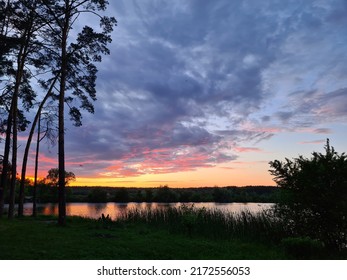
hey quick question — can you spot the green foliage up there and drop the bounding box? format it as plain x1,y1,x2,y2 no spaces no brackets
30,185,279,203
118,204,286,243
213,187,231,202
0,155,11,180
0,217,288,259
153,185,178,202
113,188,129,202
269,139,347,250
280,237,324,259
88,188,108,203
144,189,153,202
36,184,58,203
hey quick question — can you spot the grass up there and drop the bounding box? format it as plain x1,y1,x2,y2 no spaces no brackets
0,215,286,260
0,206,345,259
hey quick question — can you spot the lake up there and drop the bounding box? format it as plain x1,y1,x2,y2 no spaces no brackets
17,202,275,220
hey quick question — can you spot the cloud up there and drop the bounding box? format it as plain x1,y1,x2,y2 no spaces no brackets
234,147,263,153
313,128,332,134
276,111,295,122
299,140,326,145
21,0,347,181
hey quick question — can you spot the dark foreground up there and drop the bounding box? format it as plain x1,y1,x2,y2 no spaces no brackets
0,215,345,260
0,216,286,259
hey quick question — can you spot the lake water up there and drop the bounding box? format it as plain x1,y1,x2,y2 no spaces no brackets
18,202,274,220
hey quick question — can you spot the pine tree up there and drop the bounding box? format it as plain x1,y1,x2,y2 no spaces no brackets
39,0,116,225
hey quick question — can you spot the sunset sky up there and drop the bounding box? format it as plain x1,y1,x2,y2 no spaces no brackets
13,0,347,187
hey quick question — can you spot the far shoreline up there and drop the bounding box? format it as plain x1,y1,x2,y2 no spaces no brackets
20,185,280,204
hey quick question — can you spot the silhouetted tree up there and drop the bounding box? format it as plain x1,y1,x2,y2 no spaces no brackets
30,107,57,217
0,0,41,218
145,189,153,202
46,168,76,187
88,188,107,203
113,188,130,203
269,139,347,250
212,187,230,202
18,79,59,217
154,185,178,202
0,155,11,182
39,0,116,225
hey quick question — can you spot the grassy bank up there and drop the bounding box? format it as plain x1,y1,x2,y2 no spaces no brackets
0,207,345,260
0,215,286,260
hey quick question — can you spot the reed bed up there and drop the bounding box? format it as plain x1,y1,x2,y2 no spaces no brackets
117,204,286,243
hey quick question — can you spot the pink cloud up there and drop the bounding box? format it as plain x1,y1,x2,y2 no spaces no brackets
234,146,262,153
99,146,233,178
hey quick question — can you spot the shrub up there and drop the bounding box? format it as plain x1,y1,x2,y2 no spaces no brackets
269,139,347,250
281,237,324,259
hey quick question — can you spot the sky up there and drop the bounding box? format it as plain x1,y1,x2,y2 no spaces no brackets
17,0,347,187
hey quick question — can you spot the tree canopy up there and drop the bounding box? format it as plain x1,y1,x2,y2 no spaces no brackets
269,139,347,250
46,168,76,187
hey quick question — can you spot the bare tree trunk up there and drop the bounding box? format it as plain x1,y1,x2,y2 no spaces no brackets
32,112,41,217
58,78,66,225
18,75,58,217
0,0,12,218
57,6,70,226
0,101,13,218
7,91,17,219
7,28,29,218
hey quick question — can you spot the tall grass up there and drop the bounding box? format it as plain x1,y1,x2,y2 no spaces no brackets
117,204,286,243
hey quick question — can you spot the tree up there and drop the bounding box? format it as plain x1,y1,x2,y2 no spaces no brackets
88,188,107,203
0,0,41,218
45,168,76,187
31,107,57,217
0,156,11,182
113,188,130,203
39,0,116,226
154,185,178,203
18,77,59,217
269,139,347,250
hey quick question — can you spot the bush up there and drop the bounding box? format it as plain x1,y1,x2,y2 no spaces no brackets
269,139,347,250
281,237,324,259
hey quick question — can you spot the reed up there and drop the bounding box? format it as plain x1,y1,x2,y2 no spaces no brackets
117,204,286,243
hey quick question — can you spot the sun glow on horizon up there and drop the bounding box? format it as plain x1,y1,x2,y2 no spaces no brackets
68,161,275,188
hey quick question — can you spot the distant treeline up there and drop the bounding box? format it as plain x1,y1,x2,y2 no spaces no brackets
22,185,279,204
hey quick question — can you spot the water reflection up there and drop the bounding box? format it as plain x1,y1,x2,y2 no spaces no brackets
18,202,274,220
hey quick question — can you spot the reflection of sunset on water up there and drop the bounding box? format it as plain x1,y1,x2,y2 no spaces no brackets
28,202,274,220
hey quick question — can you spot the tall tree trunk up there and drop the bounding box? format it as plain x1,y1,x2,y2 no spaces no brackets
57,5,70,226
18,75,58,217
0,100,13,218
7,27,29,218
2,41,25,219
58,76,66,225
0,0,14,216
32,111,41,217
7,95,17,219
